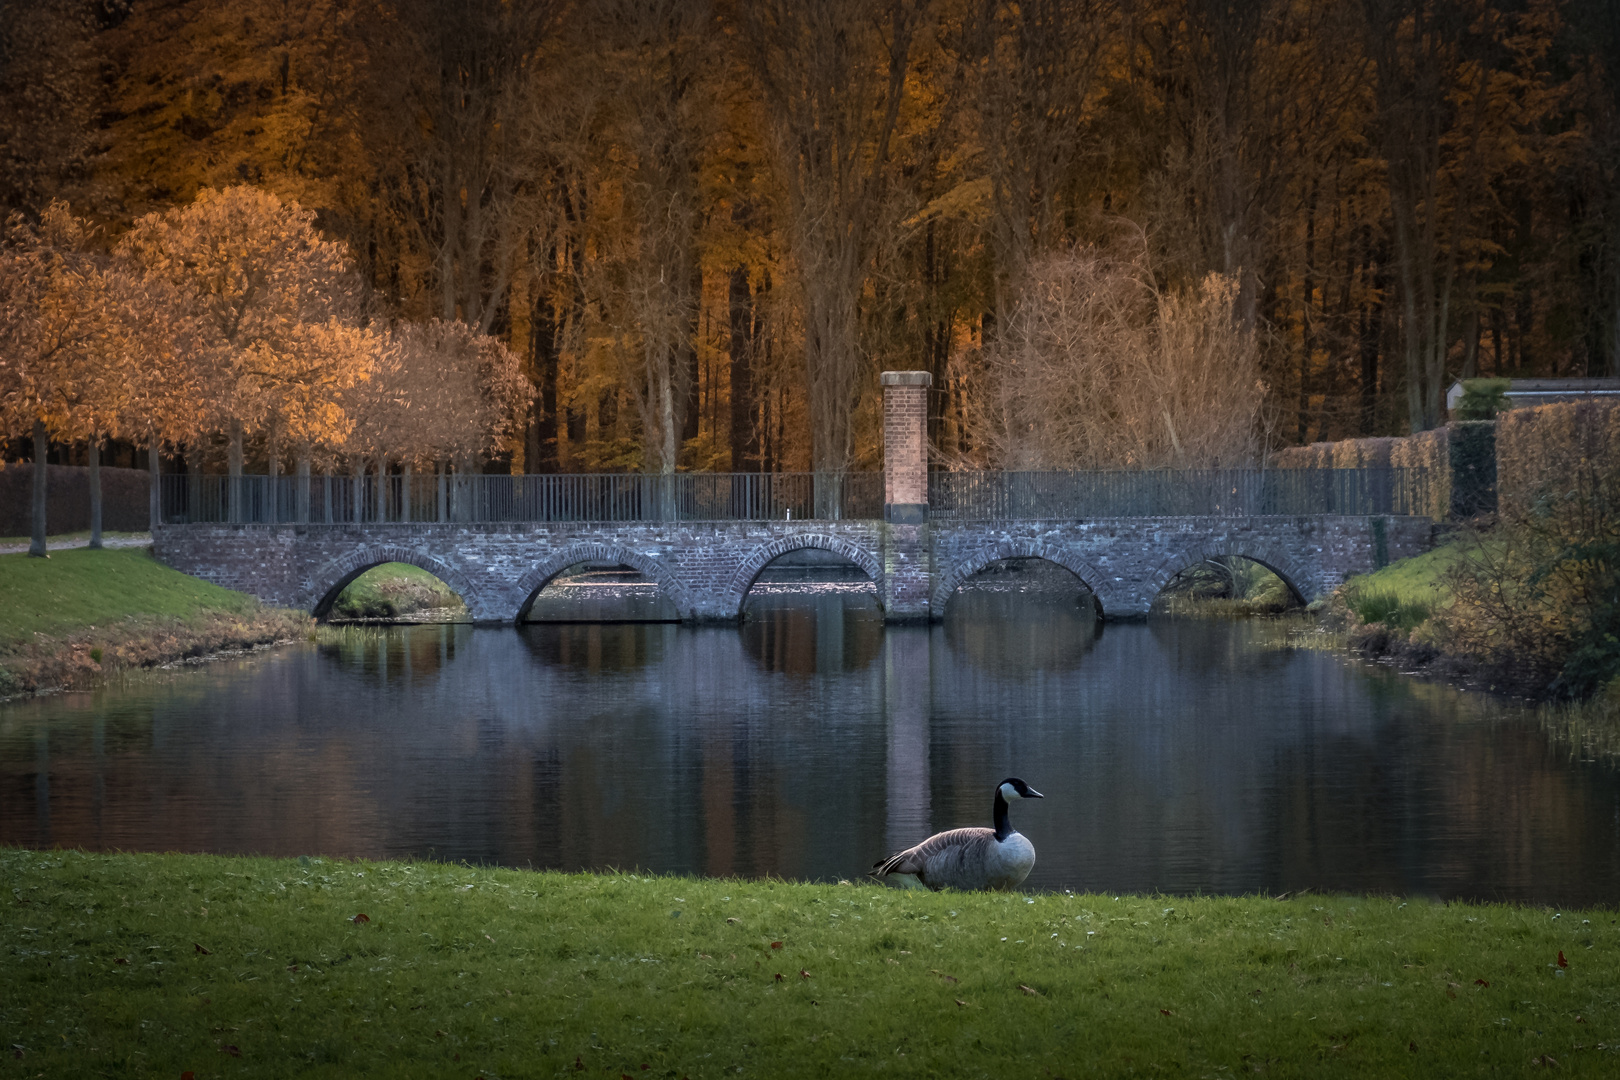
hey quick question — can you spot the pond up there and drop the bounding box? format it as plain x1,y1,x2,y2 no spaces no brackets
3,579,1618,905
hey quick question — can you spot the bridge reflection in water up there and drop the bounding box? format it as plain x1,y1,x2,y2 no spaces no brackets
5,581,1616,904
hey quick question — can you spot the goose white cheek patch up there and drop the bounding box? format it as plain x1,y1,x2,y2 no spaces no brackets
1000,782,1019,800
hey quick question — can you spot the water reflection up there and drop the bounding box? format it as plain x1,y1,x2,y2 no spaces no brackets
3,601,1618,904
524,563,679,622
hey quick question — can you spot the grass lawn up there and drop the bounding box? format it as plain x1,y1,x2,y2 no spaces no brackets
0,547,259,649
330,562,466,620
2,850,1616,1078
0,548,306,697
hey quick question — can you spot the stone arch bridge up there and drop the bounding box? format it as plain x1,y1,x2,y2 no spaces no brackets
150,372,1433,623
151,513,1432,624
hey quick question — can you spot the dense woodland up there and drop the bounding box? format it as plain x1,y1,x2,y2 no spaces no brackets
3,0,1620,481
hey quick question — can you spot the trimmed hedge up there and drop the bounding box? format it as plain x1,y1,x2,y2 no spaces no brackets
1496,400,1620,519
0,464,151,537
1272,427,1471,520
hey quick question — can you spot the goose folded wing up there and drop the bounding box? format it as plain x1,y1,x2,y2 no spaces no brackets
872,828,995,877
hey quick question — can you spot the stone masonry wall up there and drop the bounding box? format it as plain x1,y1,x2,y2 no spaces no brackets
154,512,1430,624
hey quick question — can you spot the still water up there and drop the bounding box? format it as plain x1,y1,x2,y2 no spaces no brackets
4,584,1619,905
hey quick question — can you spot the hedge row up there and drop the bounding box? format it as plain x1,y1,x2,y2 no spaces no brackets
1271,423,1496,520
0,464,151,538
1495,400,1620,518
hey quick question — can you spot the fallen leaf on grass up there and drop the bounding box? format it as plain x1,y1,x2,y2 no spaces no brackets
771,941,783,949
434,1030,447,1038
1531,1054,1559,1068
800,969,811,979
1159,1009,1173,1016
1557,951,1568,969
725,917,739,925
181,1072,193,1079
1409,1041,1418,1053
574,1056,585,1070
352,913,370,924
112,958,127,965
1018,984,1042,997
1475,979,1490,987
221,1044,241,1057
931,970,958,983
955,999,968,1007
774,973,784,982
193,943,211,955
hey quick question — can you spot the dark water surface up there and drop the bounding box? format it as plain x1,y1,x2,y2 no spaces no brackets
4,587,1619,905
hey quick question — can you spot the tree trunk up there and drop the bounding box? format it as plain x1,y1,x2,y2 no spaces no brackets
87,434,103,549
351,455,364,523
728,266,758,471
375,453,388,522
29,419,47,557
228,418,244,523
148,432,162,529
296,445,312,530
266,422,279,523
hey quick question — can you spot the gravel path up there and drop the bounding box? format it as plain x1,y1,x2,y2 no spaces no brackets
0,533,153,555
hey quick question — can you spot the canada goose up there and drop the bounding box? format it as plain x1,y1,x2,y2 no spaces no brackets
871,777,1043,891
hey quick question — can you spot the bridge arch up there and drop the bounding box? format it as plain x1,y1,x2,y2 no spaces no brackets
512,542,694,623
303,544,484,620
932,539,1114,619
724,533,884,619
1146,543,1314,607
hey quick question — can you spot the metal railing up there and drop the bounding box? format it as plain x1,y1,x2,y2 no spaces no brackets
159,471,884,524
927,468,1434,520
157,467,1433,525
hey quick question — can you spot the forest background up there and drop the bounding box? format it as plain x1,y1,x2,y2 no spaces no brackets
3,0,1620,485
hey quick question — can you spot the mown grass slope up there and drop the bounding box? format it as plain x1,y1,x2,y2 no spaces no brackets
0,547,258,647
329,562,466,620
0,548,306,696
3,850,1616,1078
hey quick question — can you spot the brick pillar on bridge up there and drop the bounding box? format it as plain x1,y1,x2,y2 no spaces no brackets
879,371,933,621
881,370,931,524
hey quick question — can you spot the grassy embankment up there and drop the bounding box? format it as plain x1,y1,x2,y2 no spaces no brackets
0,547,308,698
328,562,466,621
3,851,1616,1079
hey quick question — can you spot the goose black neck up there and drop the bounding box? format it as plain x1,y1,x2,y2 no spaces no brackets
993,789,1012,841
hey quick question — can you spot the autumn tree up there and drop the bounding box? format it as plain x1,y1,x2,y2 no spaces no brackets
580,0,715,477
1360,0,1522,431
115,185,374,518
0,205,115,554
99,0,365,216
0,0,106,216
741,0,922,511
961,243,1265,470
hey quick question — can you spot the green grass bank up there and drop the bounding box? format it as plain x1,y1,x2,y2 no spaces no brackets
328,562,467,621
0,547,308,698
1336,536,1620,756
3,850,1616,1078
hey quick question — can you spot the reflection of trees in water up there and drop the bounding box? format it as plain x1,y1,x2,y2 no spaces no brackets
519,621,675,674
1155,556,1299,613
943,559,1101,674
524,563,679,623
741,593,884,676
317,623,471,687
1145,616,1300,677
739,552,882,676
